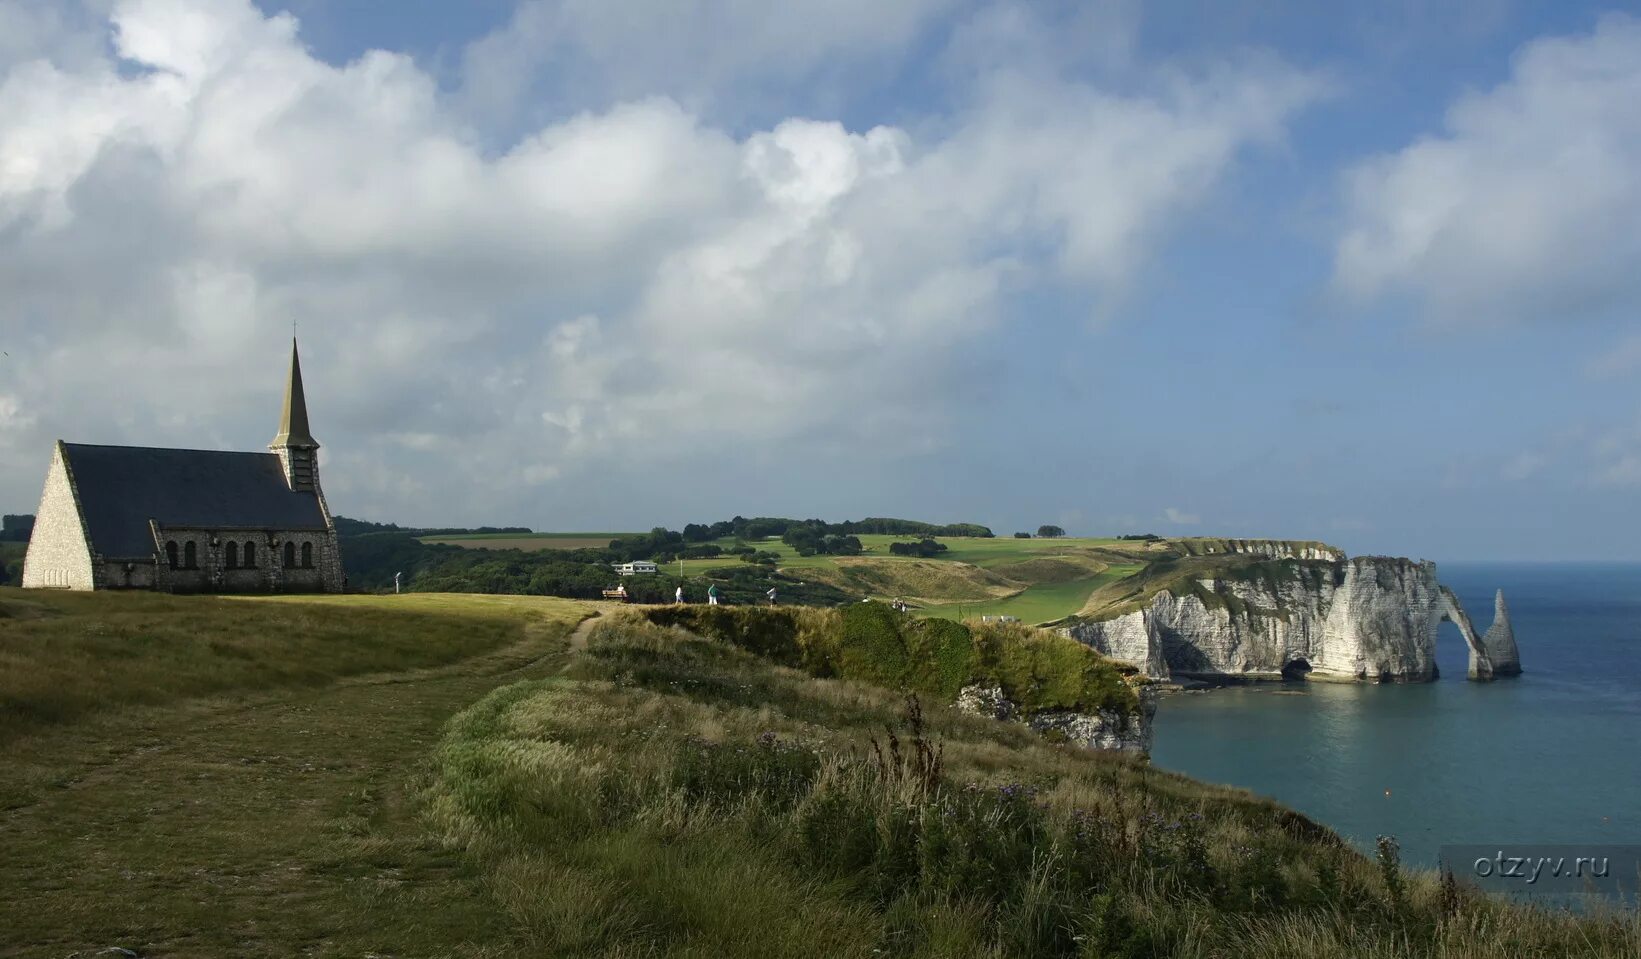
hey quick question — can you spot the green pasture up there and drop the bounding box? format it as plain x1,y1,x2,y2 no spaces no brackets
919,563,1146,625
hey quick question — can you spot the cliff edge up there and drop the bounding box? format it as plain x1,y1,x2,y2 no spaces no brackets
1060,552,1521,684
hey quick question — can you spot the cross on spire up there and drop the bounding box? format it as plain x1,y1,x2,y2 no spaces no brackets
270,337,319,449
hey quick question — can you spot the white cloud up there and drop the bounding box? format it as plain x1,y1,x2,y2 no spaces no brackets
1163,507,1200,525
1333,14,1641,324
1500,451,1545,482
457,0,959,130
0,0,1320,524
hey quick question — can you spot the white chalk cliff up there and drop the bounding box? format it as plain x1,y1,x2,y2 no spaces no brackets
1062,556,1521,683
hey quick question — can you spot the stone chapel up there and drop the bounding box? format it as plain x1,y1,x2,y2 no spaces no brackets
21,339,344,592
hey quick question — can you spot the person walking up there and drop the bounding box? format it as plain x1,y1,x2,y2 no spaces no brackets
766,586,778,606
707,584,720,605
675,584,685,604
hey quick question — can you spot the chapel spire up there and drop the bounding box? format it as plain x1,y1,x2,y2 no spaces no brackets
270,337,320,493
270,337,318,449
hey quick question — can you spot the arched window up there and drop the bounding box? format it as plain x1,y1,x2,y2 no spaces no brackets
184,541,197,569
301,542,314,568
165,541,179,569
283,542,296,569
225,542,238,569
243,542,256,568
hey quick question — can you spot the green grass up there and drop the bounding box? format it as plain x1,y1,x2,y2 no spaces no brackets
677,537,1164,624
0,589,575,745
0,590,593,957
638,603,1141,716
421,614,1638,958
2,591,1633,957
919,564,1146,625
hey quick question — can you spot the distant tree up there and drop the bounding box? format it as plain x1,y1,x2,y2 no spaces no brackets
682,523,713,542
1013,531,1032,539
888,538,948,558
1,514,35,542
1037,525,1066,539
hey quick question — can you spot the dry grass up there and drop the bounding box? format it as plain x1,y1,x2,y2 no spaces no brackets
0,588,582,744
0,591,592,957
422,616,1640,958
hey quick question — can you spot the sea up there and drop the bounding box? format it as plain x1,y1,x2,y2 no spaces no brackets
1149,562,1641,879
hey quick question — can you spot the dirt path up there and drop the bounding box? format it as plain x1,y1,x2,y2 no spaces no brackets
0,607,593,959
568,609,604,651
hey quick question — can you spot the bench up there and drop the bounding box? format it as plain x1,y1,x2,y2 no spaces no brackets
601,588,630,601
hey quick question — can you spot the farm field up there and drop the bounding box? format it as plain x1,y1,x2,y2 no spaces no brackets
918,563,1146,625
675,535,1162,624
420,531,636,550
398,531,1249,627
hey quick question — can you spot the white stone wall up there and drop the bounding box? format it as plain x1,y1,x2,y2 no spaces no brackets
21,443,95,590
152,527,343,593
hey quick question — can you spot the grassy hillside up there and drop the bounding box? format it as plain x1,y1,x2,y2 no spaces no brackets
432,609,1635,958
1,592,1632,957
343,516,1350,629
0,588,557,746
687,534,1169,624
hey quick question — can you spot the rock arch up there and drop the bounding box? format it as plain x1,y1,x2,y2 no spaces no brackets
1437,586,1493,680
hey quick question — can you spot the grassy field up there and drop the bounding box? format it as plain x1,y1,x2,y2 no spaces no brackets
0,589,596,957
919,563,1146,624
429,610,1636,958
0,589,562,746
408,532,1170,624
2,592,1633,957
420,532,636,550
672,536,1165,624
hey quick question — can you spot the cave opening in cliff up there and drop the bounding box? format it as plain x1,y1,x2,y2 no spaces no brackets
1281,658,1313,680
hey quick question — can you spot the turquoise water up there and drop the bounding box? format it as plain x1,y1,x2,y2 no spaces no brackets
1150,563,1641,869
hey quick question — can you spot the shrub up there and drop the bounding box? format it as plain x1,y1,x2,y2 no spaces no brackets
836,601,911,688
888,538,947,558
644,603,1138,720
901,617,977,702
970,622,1137,715
643,605,806,667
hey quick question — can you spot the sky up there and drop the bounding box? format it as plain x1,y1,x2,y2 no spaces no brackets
0,0,1638,561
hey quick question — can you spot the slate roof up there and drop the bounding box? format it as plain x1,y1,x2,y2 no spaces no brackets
60,443,329,559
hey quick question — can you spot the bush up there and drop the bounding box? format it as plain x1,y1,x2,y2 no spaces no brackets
1013,531,1032,539
641,603,1136,719
836,601,910,688
888,538,947,558
644,606,807,668
970,622,1137,715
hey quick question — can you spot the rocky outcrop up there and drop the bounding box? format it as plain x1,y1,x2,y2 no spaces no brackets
1062,556,1521,684
955,683,1155,753
1180,539,1346,562
1437,586,1492,679
1484,589,1522,676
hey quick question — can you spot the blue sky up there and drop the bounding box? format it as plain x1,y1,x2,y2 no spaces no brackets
0,0,1638,560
